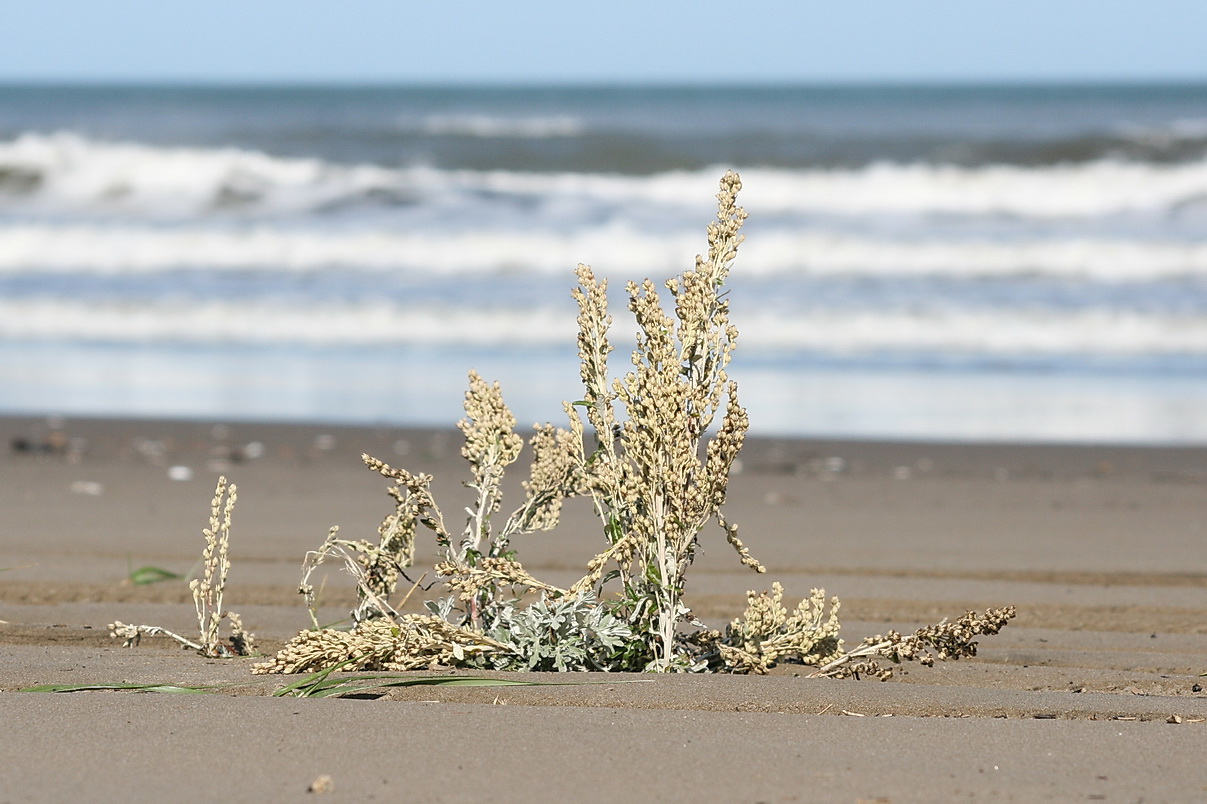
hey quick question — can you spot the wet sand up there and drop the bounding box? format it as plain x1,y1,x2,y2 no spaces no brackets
2,414,1205,801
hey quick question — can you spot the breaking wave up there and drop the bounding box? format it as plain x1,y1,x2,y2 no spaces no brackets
2,223,1206,283
5,297,1207,359
4,133,1207,221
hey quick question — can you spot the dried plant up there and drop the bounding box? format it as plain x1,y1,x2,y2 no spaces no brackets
252,614,512,675
258,172,1015,677
809,606,1018,681
191,476,235,655
686,583,843,674
299,518,416,628
109,476,253,657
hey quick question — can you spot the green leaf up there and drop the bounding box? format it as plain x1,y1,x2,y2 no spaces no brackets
19,682,217,694
281,673,543,699
271,659,357,698
299,676,538,699
274,667,651,699
127,566,184,585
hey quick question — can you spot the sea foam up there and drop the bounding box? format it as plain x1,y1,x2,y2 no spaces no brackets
5,133,1207,221
1,224,1205,283
5,297,1206,359
418,114,585,138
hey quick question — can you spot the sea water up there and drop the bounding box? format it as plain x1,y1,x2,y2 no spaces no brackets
2,84,1206,442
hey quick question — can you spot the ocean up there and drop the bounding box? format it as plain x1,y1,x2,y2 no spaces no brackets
2,83,1206,443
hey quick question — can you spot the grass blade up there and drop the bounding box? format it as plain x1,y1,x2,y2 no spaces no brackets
276,671,651,699
271,658,358,698
291,676,534,699
19,682,216,694
127,566,184,585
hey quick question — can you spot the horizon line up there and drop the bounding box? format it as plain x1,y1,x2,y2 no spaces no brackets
2,76,1207,90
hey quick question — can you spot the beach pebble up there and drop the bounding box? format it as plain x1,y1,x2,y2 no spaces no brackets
307,775,334,794
167,465,194,481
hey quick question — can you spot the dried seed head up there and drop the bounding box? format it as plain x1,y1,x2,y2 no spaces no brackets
459,370,523,482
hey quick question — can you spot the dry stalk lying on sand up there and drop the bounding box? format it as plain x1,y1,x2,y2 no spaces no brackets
110,476,253,657
252,172,1015,677
808,606,1019,680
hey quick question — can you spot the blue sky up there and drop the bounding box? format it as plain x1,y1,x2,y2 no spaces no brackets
2,1,1206,84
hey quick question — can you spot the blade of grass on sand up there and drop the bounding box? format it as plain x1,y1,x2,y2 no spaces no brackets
271,659,358,697
20,673,649,698
19,677,269,694
127,566,185,585
19,682,219,694
275,664,652,699
286,675,558,699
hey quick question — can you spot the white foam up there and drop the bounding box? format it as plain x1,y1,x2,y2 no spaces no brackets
0,223,688,276
5,132,1207,220
748,234,1207,280
0,298,574,347
419,115,585,138
1119,117,1207,145
738,308,1207,356
735,161,1207,218
2,223,1206,282
441,161,1207,219
0,132,399,217
5,297,1206,357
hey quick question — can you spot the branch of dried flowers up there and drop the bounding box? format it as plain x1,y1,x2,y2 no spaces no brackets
109,476,254,658
458,370,523,559
362,455,452,548
190,475,235,656
251,613,515,675
109,621,204,652
809,606,1018,681
435,557,568,602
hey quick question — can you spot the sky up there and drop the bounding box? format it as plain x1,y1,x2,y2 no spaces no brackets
1,1,1205,85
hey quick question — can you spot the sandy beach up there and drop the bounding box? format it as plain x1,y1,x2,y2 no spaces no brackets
2,414,1205,802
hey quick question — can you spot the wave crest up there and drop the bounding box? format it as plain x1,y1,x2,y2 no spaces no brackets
4,132,1207,221
5,297,1206,358
418,114,585,138
2,224,1206,282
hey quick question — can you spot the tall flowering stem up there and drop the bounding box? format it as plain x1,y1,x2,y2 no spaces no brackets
458,371,523,560
190,476,236,657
